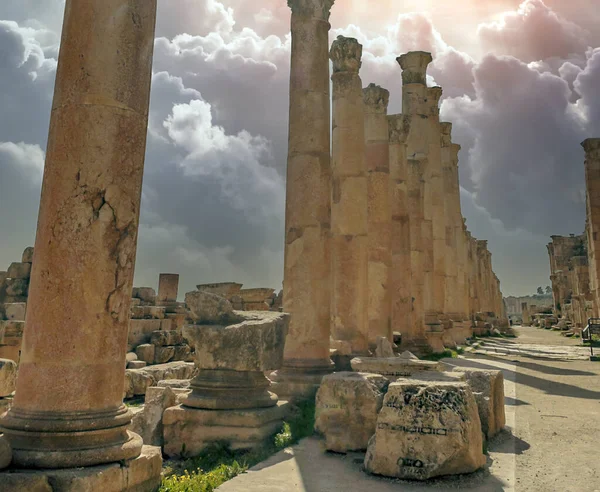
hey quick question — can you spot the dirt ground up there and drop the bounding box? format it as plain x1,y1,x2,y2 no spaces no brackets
218,326,600,492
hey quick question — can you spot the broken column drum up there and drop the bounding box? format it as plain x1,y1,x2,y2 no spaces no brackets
0,0,158,469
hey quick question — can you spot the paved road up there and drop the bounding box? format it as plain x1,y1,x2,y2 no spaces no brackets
218,326,600,492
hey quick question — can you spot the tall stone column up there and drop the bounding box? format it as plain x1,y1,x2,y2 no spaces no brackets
0,0,157,468
388,114,411,343
273,0,335,398
583,139,600,317
329,36,369,354
364,84,392,346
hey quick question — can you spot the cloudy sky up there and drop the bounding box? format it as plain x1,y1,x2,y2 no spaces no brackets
0,0,599,298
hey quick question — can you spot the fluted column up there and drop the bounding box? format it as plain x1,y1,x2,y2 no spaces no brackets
388,114,411,343
273,0,335,398
583,139,600,317
364,84,392,347
329,36,369,354
0,0,157,468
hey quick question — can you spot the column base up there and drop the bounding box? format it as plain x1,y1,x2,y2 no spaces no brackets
269,360,333,401
0,444,161,492
0,406,142,469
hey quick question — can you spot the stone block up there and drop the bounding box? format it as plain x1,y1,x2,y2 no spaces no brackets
0,359,17,397
244,301,271,311
135,344,156,364
160,318,175,331
128,319,162,350
142,362,195,383
132,287,156,304
315,372,389,452
126,352,138,363
196,282,243,298
452,367,506,438
0,445,162,491
7,263,31,280
157,379,191,389
137,386,177,446
5,279,28,298
131,298,141,307
239,288,275,302
0,396,13,416
124,369,154,398
21,247,34,264
375,336,394,358
163,402,288,458
158,274,180,304
172,345,191,362
4,303,26,321
183,311,289,372
364,381,485,480
151,330,183,347
128,361,147,369
350,356,443,380
185,291,237,325
330,339,352,356
154,346,175,364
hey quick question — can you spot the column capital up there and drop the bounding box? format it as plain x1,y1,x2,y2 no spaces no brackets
330,35,362,73
441,122,452,147
388,114,409,144
397,51,432,85
363,83,389,113
582,138,600,154
426,86,442,116
288,0,335,21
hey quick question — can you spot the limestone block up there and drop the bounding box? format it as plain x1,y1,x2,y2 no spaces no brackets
136,344,156,364
5,279,28,298
151,330,183,347
128,319,163,349
452,367,505,438
0,359,17,397
137,386,177,446
7,262,31,280
315,372,389,452
330,339,352,356
154,346,175,364
364,381,485,480
172,345,192,362
124,369,154,398
185,291,237,325
163,402,288,458
351,356,442,380
158,274,180,304
239,288,276,303
0,434,12,470
126,352,138,363
21,247,34,264
244,301,271,311
157,379,191,389
375,337,394,358
160,318,175,331
142,362,195,383
4,303,26,321
131,298,141,307
128,361,146,369
0,396,13,416
183,311,289,372
196,282,243,298
132,287,156,304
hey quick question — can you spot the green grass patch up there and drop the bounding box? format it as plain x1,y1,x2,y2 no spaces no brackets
124,396,144,408
421,348,460,361
160,399,316,492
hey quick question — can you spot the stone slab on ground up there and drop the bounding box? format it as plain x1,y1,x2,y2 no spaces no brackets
163,401,290,458
134,386,177,446
315,372,389,453
350,356,443,380
364,380,485,480
0,445,162,491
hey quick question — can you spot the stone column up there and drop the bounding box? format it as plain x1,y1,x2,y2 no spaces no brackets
388,114,411,343
364,84,392,346
0,0,157,468
329,36,369,354
273,0,335,398
158,273,180,304
583,139,600,317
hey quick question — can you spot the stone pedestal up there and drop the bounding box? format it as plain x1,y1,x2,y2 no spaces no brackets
277,0,336,398
329,36,369,355
0,0,157,469
158,273,179,304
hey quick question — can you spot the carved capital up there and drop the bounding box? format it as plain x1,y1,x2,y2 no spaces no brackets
388,114,410,144
582,138,600,155
330,36,362,73
363,83,389,112
397,51,432,85
288,0,335,20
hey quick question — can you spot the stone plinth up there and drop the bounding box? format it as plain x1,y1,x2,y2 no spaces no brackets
350,356,443,380
329,36,369,355
163,401,290,458
158,274,179,304
315,372,389,452
0,445,162,492
277,0,336,399
0,0,157,469
364,381,485,480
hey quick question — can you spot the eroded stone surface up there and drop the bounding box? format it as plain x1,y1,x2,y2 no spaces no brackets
0,360,17,398
185,291,238,325
315,372,389,452
351,356,442,380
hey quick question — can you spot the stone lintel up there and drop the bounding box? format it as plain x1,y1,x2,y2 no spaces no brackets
397,51,433,85
330,35,362,73
363,83,390,113
288,0,335,20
